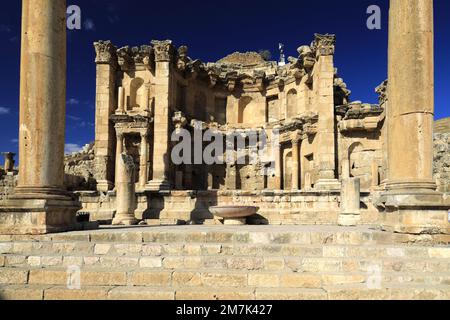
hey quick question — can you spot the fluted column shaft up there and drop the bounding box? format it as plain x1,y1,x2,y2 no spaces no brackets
386,0,435,191
16,0,67,197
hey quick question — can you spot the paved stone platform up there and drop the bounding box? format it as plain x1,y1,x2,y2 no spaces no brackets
1,225,449,300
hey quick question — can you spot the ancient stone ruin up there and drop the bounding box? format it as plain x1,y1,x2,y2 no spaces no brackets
0,0,449,301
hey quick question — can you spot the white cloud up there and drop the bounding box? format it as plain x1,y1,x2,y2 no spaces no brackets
67,115,82,121
11,139,18,144
65,143,83,155
67,98,80,105
0,25,11,33
83,19,95,31
0,107,10,115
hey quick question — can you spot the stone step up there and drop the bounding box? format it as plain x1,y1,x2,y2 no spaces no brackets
2,225,449,246
2,242,449,259
0,284,449,300
2,254,450,273
1,267,450,288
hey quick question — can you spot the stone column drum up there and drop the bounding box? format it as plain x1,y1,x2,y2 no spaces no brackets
338,178,361,226
0,0,80,235
112,154,138,225
380,0,450,234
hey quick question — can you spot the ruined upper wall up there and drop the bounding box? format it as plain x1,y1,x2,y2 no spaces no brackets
435,117,450,134
93,34,351,101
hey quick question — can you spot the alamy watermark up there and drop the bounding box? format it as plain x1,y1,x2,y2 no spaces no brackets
67,265,81,290
366,5,381,30
171,121,280,177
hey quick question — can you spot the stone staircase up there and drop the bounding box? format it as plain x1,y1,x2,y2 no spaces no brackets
0,226,449,300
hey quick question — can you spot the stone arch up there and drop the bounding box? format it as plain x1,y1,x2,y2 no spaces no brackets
129,77,144,111
348,142,374,189
286,89,298,119
237,96,253,124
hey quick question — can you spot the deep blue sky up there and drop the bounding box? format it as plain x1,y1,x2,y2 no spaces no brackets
0,0,449,155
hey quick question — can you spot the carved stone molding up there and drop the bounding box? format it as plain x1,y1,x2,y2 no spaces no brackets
311,33,336,57
117,46,133,71
94,40,118,66
151,40,174,62
376,80,388,105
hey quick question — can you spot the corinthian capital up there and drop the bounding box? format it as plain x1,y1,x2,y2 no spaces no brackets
151,40,174,62
311,33,336,57
94,40,118,65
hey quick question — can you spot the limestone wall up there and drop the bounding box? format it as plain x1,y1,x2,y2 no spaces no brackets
434,133,450,194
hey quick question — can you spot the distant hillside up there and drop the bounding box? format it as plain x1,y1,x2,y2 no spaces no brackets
435,117,450,134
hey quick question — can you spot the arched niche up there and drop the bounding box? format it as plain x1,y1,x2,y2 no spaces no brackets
348,142,374,189
129,77,145,111
237,96,253,124
286,89,298,119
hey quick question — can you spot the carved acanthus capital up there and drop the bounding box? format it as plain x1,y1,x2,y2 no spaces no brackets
172,111,187,130
151,40,174,62
311,33,336,57
133,45,153,69
94,40,117,65
117,46,133,71
375,80,388,105
176,46,190,71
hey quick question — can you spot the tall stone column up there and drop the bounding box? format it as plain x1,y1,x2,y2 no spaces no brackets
0,0,80,235
381,0,450,234
148,40,173,191
112,154,138,225
116,86,125,114
93,40,118,192
115,132,124,184
139,133,149,188
291,136,300,190
312,34,340,191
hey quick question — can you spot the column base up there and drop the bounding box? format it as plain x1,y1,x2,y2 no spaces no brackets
0,197,80,235
146,180,171,191
315,179,341,191
379,191,450,235
112,213,139,226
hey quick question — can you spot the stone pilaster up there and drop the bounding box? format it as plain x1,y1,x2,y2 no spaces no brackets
148,40,174,191
0,0,80,235
380,0,450,234
93,40,118,192
312,34,340,191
